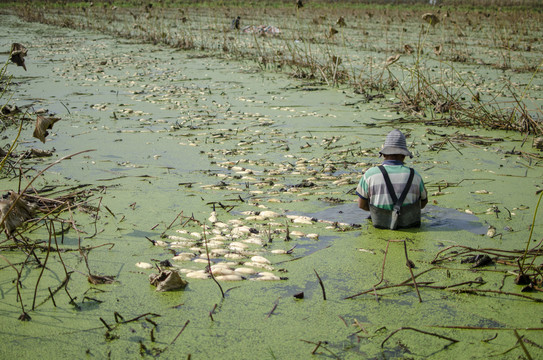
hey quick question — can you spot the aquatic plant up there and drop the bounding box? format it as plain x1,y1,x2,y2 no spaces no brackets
0,53,27,177
0,46,111,321
10,2,532,136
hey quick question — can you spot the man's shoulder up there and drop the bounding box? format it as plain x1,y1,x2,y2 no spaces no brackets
363,166,383,178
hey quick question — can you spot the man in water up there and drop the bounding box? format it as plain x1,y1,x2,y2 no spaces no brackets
356,129,428,229
231,16,240,30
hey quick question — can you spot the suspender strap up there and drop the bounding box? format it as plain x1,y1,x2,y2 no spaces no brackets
377,166,415,210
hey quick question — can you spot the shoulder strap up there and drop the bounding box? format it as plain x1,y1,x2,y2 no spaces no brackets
378,165,397,204
378,166,415,208
398,168,415,206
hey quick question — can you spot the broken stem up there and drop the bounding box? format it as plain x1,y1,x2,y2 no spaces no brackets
266,298,279,318
161,210,184,237
514,330,533,360
100,317,112,331
203,225,224,298
209,303,217,321
381,326,459,348
170,320,190,346
0,149,96,231
47,287,57,307
451,288,543,302
433,325,543,331
522,191,543,270
403,241,422,303
300,339,340,359
32,220,53,310
0,254,26,317
314,269,326,300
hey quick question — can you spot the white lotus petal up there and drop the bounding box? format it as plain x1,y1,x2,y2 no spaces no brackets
211,249,229,256
251,255,271,264
252,275,281,281
186,271,209,279
194,258,210,263
245,262,274,271
216,275,244,281
172,253,196,261
259,210,281,219
224,253,245,260
234,267,257,275
136,262,153,269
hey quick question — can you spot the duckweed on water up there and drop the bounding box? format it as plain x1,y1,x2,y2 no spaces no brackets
0,4,542,359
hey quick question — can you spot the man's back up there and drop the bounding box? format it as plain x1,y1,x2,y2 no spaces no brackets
358,161,426,211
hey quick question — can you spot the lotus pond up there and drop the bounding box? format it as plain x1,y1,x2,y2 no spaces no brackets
0,2,542,359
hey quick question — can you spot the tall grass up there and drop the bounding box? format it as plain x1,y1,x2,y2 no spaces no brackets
6,1,543,135
1,47,103,321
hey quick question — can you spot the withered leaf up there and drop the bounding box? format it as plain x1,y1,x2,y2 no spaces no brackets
10,43,27,71
422,13,440,26
0,191,34,235
33,115,61,143
514,274,531,285
385,54,401,67
88,274,116,285
149,270,187,292
29,148,54,158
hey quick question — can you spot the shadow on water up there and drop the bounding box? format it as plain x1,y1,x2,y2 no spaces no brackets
289,203,487,235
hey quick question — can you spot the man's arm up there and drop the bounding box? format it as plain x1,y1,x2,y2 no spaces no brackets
358,196,369,211
421,197,428,209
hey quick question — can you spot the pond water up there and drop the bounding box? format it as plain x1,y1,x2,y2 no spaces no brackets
1,11,542,360
292,203,488,235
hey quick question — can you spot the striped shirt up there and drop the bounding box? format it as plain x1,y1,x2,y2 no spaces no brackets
356,160,427,210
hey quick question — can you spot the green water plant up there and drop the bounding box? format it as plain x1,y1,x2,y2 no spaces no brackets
518,190,543,287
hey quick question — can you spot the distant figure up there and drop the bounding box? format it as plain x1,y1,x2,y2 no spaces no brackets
231,16,240,30
296,0,303,9
356,130,428,230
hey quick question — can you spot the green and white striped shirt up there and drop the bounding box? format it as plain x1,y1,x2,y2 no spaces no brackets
356,160,427,210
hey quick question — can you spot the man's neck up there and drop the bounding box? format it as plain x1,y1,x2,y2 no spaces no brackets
382,159,404,165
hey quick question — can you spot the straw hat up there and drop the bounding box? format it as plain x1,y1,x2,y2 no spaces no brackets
379,129,413,158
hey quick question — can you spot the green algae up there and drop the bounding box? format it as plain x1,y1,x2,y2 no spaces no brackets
0,11,542,360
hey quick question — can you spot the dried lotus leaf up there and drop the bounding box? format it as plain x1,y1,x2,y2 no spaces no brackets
0,191,34,235
385,54,400,66
10,43,27,71
88,274,116,285
149,270,187,292
336,16,346,27
29,148,53,157
422,13,440,26
33,115,61,143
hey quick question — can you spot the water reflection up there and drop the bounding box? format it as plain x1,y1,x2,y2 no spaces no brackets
289,203,487,235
